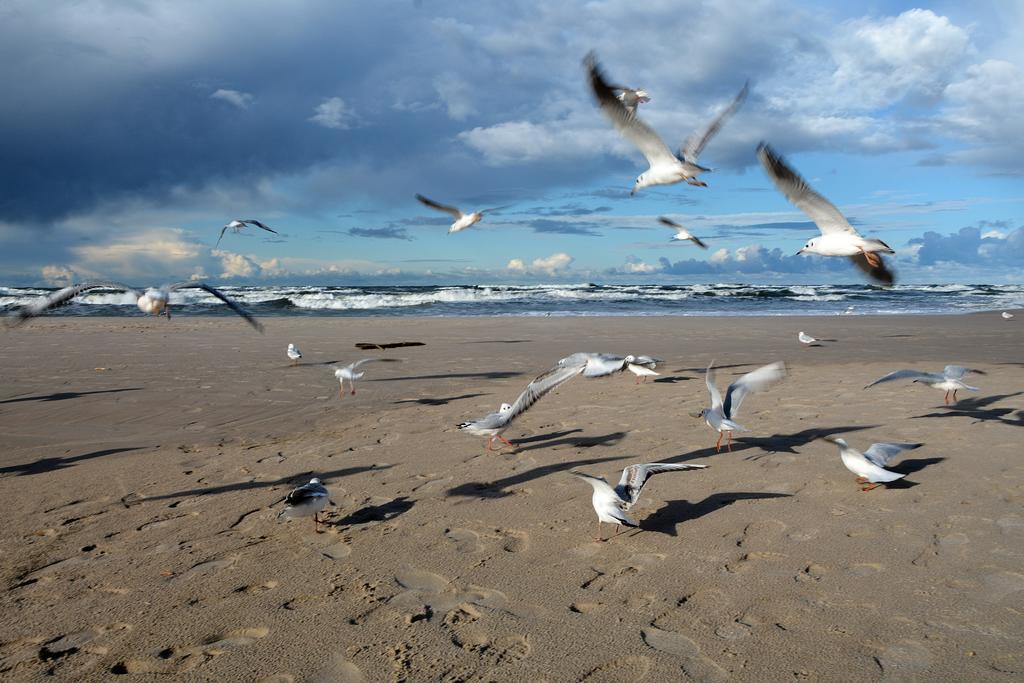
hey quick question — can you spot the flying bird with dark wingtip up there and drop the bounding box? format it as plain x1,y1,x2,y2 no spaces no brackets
415,194,510,234
584,52,748,194
693,360,786,452
658,217,708,248
865,365,984,404
216,219,279,247
823,437,921,492
607,84,651,115
757,143,896,285
7,281,263,332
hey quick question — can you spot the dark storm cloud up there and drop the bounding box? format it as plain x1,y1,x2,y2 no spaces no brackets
908,224,1024,266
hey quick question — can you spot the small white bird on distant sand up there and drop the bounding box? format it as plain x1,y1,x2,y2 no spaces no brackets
757,143,896,285
693,360,787,452
865,365,984,405
1002,312,1014,319
658,217,708,248
216,219,279,247
287,343,302,365
585,52,748,194
824,437,920,491
278,477,331,530
572,463,707,541
7,281,262,331
333,359,393,398
415,194,510,234
798,331,819,346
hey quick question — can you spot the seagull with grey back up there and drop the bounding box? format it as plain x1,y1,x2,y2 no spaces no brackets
692,360,786,451
572,463,708,541
823,437,921,491
216,219,278,247
278,477,332,531
415,194,510,234
865,365,984,405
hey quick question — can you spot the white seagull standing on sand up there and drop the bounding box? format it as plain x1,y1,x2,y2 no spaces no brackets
216,219,279,247
693,361,786,452
757,143,896,285
798,331,819,346
458,361,587,451
7,281,262,331
287,343,302,366
658,217,708,248
865,365,984,405
572,463,707,541
415,194,509,234
278,477,331,531
823,437,921,492
585,52,748,194
333,359,395,398
1002,312,1014,319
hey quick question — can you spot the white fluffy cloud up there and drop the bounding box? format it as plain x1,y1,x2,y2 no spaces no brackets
210,88,254,109
310,97,356,130
506,252,574,275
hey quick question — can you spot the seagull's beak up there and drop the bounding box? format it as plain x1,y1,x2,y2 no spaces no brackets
821,435,838,443
796,248,805,255
630,188,637,197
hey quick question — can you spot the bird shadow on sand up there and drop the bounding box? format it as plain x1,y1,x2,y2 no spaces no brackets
737,424,881,457
394,393,489,406
0,447,143,477
912,392,1024,427
674,362,754,374
0,387,142,404
331,496,413,526
142,465,392,503
638,492,792,536
368,371,524,382
651,375,692,384
513,431,627,453
461,340,533,344
446,454,630,499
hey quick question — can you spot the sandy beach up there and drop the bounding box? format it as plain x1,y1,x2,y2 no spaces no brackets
1,313,1022,681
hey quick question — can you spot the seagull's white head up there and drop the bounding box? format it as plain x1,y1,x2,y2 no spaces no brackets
631,174,646,196
822,436,846,447
689,408,708,419
798,238,819,255
309,477,322,485
137,288,168,315
288,343,296,350
498,403,513,413
623,355,636,364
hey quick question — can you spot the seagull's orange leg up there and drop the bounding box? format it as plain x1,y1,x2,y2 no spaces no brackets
594,521,603,543
952,389,958,402
715,432,723,452
497,435,515,449
944,390,950,405
861,248,881,268
861,483,880,492
486,436,495,451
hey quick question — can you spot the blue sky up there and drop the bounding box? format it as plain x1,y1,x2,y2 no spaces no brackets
1,0,1021,285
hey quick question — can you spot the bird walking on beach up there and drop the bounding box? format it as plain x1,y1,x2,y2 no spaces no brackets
865,365,984,405
458,360,586,451
415,194,509,234
658,217,708,248
823,437,920,492
278,477,331,531
287,343,302,365
693,360,786,452
757,143,896,285
585,52,748,194
216,219,278,247
798,331,819,346
333,359,393,398
7,281,263,331
572,463,707,541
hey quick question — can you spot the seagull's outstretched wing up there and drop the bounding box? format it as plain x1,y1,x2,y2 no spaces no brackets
757,143,857,237
243,220,279,234
500,361,586,427
863,442,922,468
723,361,786,420
479,204,513,214
416,194,464,219
658,217,708,248
864,369,944,388
584,52,676,168
168,282,263,332
705,360,723,411
8,281,140,325
850,252,895,286
215,225,229,248
680,80,749,163
943,365,984,379
615,463,707,507
632,355,661,368
348,358,402,370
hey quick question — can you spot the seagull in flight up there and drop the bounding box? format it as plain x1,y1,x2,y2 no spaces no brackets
216,219,279,247
278,477,332,531
287,343,302,366
693,360,786,451
658,217,708,248
585,52,748,194
572,463,707,541
757,143,896,285
7,281,262,331
332,359,397,398
865,365,984,405
415,194,510,234
608,84,651,115
458,361,586,451
557,352,661,379
823,437,921,492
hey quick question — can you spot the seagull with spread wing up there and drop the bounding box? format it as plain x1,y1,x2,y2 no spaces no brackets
415,194,509,234
658,217,708,248
7,281,262,331
216,219,279,247
692,360,786,452
823,437,921,492
333,359,398,398
585,52,748,194
458,361,586,451
608,84,651,115
757,143,896,285
572,463,708,541
865,365,984,404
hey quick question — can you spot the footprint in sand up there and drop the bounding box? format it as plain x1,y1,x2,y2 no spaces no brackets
111,627,269,675
641,627,729,682
497,529,529,553
874,640,933,678
445,528,483,553
581,655,651,682
582,554,666,592
172,555,237,581
306,653,367,683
